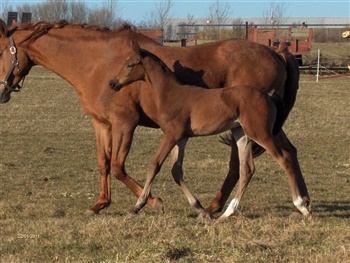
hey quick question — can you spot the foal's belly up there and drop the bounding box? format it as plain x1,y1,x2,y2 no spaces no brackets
189,118,240,137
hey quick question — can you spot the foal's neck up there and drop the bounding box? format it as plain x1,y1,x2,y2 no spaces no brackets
142,54,177,94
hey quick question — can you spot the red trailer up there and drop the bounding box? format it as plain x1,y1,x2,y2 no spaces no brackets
248,27,313,65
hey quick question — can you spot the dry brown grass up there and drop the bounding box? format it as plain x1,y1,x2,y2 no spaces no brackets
1,55,350,262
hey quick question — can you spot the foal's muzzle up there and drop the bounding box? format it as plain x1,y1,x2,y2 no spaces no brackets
109,79,123,91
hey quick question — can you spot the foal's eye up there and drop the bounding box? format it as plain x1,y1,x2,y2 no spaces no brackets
127,63,134,68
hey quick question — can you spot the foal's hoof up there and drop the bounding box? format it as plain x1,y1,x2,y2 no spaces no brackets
125,211,137,220
196,211,213,222
289,211,304,221
153,197,165,214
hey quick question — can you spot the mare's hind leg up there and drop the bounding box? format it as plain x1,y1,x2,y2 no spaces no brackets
170,139,211,219
206,131,240,215
219,133,255,219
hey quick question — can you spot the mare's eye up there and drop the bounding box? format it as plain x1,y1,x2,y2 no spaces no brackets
127,63,134,68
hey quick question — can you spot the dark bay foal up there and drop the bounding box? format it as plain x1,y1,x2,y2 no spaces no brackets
109,42,311,219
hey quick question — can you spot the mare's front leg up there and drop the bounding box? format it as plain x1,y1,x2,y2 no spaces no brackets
88,120,163,215
132,134,177,214
88,119,113,215
110,123,164,213
170,139,211,219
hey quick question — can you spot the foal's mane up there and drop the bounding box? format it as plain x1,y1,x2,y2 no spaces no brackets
9,20,135,46
140,48,173,76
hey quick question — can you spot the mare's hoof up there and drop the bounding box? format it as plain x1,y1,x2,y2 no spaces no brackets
85,209,99,216
153,197,165,214
215,215,231,224
125,211,137,220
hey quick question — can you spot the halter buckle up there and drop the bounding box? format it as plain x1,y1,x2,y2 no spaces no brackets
10,46,16,55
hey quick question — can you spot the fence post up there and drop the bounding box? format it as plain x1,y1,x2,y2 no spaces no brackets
316,49,320,82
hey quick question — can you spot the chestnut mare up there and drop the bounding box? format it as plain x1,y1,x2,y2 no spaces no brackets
110,42,311,219
0,19,305,217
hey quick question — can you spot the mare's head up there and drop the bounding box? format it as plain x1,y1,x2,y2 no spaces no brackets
0,19,33,103
109,41,146,91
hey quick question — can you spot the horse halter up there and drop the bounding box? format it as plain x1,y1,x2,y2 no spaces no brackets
0,35,24,92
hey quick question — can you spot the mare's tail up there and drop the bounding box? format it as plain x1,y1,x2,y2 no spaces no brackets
277,42,300,119
220,43,299,158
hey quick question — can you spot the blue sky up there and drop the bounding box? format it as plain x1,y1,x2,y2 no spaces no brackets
5,1,350,24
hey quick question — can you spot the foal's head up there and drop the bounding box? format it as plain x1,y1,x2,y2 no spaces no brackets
109,41,145,91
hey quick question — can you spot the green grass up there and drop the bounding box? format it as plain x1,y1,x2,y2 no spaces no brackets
1,69,349,262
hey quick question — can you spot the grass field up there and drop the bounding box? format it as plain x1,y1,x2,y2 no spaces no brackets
1,54,349,261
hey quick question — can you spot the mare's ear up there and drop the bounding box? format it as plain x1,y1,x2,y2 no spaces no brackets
11,20,17,28
0,19,8,37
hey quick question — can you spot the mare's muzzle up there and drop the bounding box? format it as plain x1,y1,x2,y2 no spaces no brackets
0,82,22,103
0,87,11,103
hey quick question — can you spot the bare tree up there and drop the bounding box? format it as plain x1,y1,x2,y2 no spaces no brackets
261,2,288,26
68,1,88,24
141,0,173,29
231,18,245,39
0,0,11,22
207,0,231,39
32,0,69,21
178,14,198,40
88,0,121,28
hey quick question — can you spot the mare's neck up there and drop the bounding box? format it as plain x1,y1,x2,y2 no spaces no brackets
19,28,123,96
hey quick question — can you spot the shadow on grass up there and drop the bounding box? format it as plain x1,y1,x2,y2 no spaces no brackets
277,201,350,218
312,201,350,218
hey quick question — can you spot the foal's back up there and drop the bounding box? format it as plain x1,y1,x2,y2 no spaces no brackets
141,54,269,137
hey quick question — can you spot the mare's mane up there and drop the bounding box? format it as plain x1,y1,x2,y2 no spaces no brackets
8,20,135,46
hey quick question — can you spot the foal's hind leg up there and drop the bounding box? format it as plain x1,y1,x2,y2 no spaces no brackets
273,130,311,217
255,131,311,218
170,139,211,219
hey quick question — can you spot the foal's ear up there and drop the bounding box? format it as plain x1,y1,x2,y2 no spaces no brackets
0,19,8,37
131,40,141,54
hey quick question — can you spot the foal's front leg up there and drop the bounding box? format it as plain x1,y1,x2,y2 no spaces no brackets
132,134,177,214
170,139,211,219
